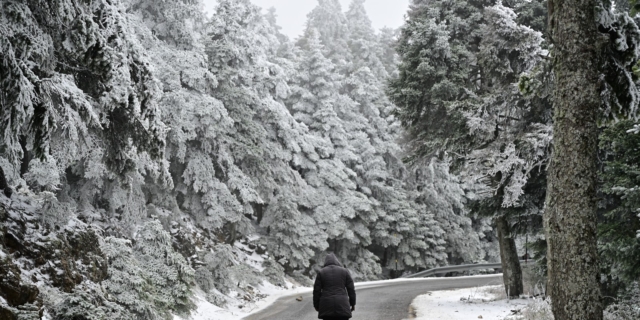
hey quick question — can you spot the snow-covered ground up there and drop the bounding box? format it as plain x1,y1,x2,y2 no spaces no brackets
174,281,312,320
408,285,529,320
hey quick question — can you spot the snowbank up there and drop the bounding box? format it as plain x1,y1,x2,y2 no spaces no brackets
173,293,237,320
174,281,312,320
408,285,528,320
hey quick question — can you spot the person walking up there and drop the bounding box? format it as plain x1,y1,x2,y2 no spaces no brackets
313,253,356,320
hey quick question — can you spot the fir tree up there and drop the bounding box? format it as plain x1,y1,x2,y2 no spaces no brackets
0,0,166,178
599,120,640,291
388,0,492,160
390,0,552,294
304,0,352,69
102,220,194,319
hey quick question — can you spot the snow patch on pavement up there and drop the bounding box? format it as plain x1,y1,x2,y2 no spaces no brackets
408,285,528,320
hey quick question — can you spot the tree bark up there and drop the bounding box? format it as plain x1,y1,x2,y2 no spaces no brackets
227,222,237,245
546,0,603,318
496,215,523,298
0,166,12,198
382,247,389,267
254,203,265,224
19,135,31,178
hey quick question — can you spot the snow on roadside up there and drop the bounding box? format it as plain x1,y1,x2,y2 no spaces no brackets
407,285,528,320
174,292,238,320
174,281,312,320
238,281,313,317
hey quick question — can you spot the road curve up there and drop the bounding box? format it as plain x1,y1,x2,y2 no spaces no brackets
243,274,503,320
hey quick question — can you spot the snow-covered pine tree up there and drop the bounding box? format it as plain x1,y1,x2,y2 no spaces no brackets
343,0,447,273
598,120,640,293
254,9,337,271
388,0,497,269
289,28,382,278
390,0,553,294
462,2,551,297
345,0,388,79
388,0,491,160
378,27,401,80
101,220,194,319
303,0,352,71
132,0,334,279
407,157,488,264
129,0,243,238
0,0,173,237
130,0,204,49
0,0,166,180
286,0,452,276
595,3,640,303
200,0,294,242
504,0,548,34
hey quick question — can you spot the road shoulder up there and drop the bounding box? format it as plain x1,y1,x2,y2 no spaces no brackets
408,285,528,320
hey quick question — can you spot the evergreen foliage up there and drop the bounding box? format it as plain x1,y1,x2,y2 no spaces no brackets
52,283,131,320
389,0,552,297
599,120,640,285
604,282,640,320
0,0,557,317
304,0,352,68
407,157,482,264
388,0,492,160
101,220,194,320
289,0,473,276
0,0,166,176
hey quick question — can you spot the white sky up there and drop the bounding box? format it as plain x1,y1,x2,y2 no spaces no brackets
202,0,410,39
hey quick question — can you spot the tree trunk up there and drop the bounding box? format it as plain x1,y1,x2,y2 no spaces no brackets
227,222,237,245
19,135,31,178
254,203,265,224
546,0,603,318
496,215,523,298
0,166,12,198
382,247,389,267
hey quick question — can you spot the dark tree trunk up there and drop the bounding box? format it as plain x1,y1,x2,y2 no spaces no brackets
496,215,523,298
227,222,237,245
0,166,12,198
382,247,389,267
330,239,339,253
254,203,265,225
19,135,31,177
545,0,603,318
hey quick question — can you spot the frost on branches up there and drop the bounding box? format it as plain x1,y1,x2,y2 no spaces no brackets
0,0,509,318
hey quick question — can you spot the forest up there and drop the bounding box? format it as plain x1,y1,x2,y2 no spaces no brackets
0,0,638,319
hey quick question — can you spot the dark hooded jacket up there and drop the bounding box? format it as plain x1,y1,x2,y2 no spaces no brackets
313,254,356,319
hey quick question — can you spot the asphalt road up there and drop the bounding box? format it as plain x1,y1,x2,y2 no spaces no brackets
243,274,503,320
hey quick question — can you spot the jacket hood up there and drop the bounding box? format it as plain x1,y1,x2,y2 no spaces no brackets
324,253,343,267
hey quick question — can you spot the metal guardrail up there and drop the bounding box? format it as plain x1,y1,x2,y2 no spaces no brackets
402,260,533,278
